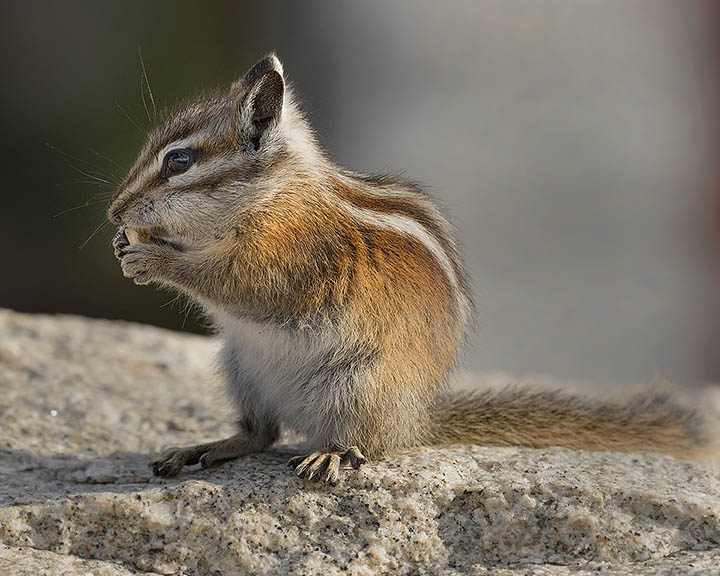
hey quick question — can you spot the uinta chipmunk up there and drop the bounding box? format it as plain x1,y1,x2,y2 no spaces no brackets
107,54,709,483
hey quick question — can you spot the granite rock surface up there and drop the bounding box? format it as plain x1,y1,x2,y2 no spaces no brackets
0,309,719,575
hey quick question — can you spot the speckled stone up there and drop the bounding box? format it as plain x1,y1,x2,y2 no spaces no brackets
0,309,719,575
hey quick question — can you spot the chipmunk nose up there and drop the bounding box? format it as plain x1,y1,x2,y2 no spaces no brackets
108,200,126,225
108,188,129,224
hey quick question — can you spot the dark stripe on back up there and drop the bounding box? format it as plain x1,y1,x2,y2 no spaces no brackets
330,173,469,298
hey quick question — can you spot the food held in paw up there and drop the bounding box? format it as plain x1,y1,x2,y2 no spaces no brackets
125,228,151,245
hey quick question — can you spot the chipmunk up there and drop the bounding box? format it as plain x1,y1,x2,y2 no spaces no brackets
107,53,710,483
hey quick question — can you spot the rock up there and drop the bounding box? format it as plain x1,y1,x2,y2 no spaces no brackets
0,308,718,575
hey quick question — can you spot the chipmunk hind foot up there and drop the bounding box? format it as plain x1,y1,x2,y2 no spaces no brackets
289,446,367,484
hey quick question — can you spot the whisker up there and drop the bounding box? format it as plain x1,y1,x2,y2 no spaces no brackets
88,147,126,172
46,142,116,181
53,199,111,218
138,45,157,117
160,294,182,309
79,217,112,250
115,102,145,135
56,180,113,189
181,300,193,328
83,191,116,201
62,159,112,185
53,191,115,207
140,71,152,124
106,228,119,247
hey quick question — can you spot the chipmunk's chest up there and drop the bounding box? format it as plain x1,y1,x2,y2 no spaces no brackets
212,311,348,430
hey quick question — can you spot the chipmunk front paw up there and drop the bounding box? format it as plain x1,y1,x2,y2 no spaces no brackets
112,226,130,258
119,244,162,285
113,226,148,282
151,435,252,477
289,446,367,484
151,445,222,477
151,446,191,477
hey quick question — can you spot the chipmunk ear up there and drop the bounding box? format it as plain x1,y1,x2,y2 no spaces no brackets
233,54,285,150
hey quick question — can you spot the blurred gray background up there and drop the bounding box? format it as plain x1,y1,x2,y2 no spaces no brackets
2,1,719,384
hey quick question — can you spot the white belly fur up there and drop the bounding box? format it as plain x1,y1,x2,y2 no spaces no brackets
210,308,343,440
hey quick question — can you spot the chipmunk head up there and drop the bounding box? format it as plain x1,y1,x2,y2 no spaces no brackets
107,53,316,248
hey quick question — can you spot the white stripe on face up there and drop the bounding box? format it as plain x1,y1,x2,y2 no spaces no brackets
336,199,469,329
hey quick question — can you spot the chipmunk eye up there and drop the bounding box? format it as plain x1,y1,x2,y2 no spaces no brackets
165,150,193,175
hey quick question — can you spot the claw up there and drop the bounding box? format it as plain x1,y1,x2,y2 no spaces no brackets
343,446,367,469
294,452,321,477
306,453,330,481
290,446,367,484
324,453,341,484
287,455,305,468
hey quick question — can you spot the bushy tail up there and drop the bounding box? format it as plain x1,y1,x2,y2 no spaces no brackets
426,387,712,458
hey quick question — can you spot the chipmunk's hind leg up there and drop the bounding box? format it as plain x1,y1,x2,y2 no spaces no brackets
289,446,367,484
